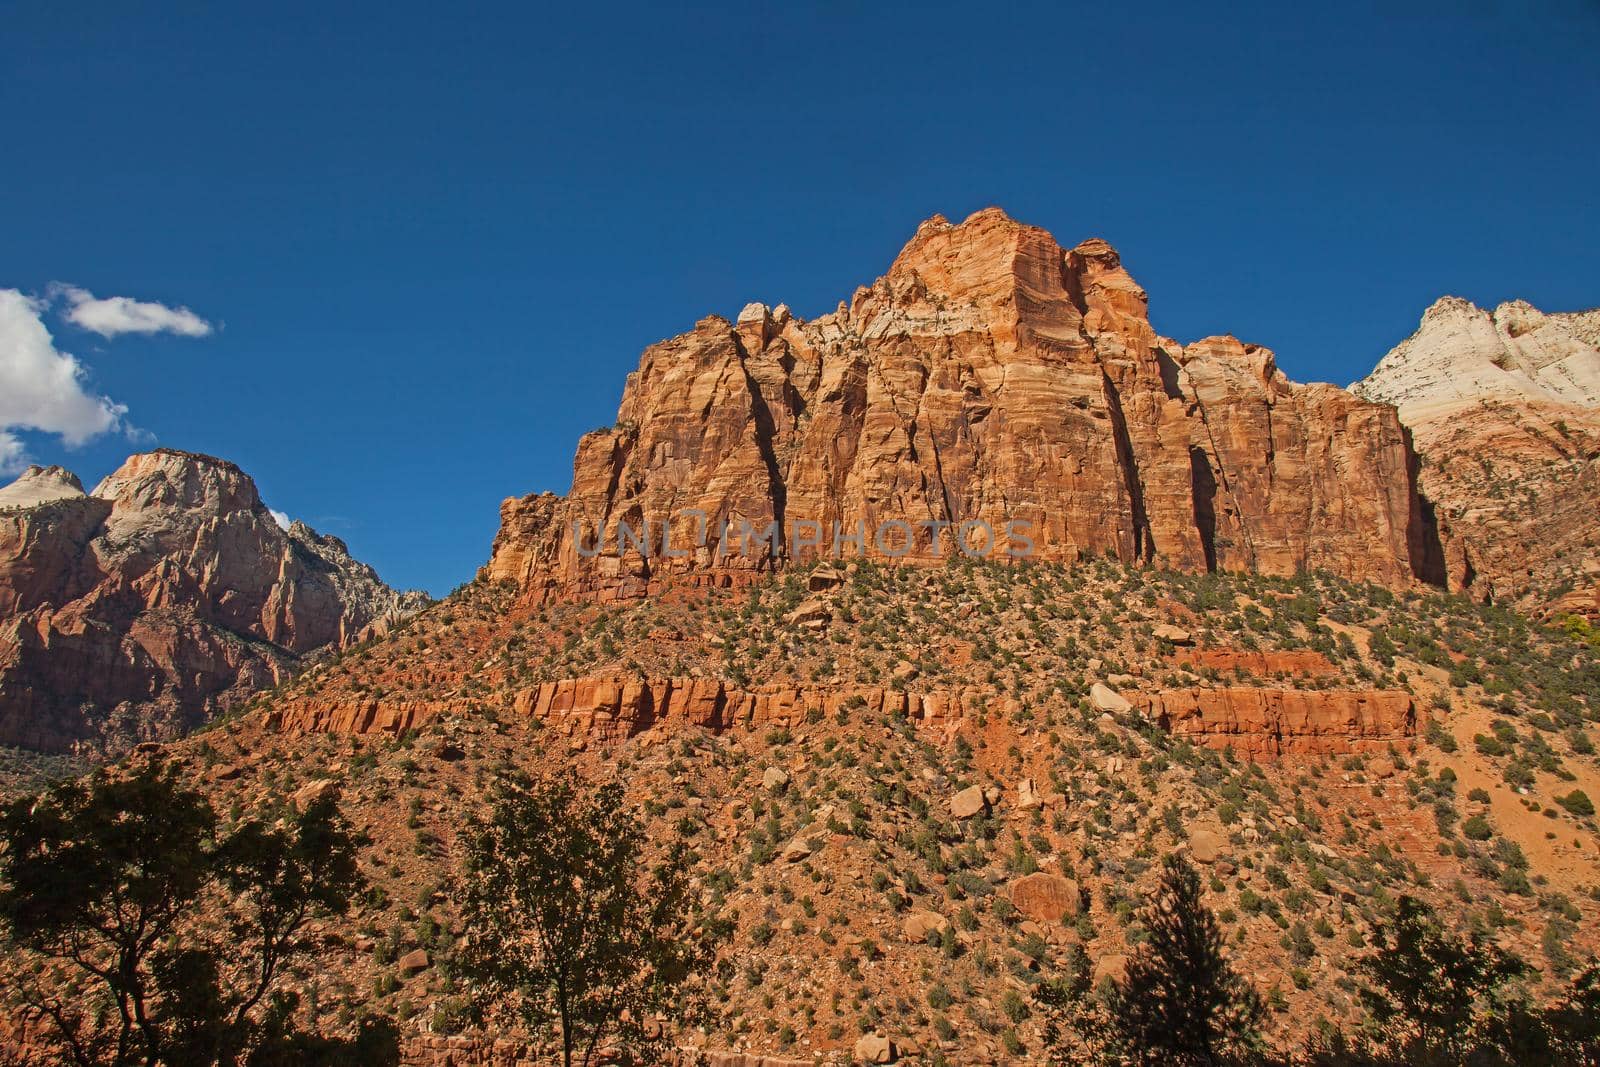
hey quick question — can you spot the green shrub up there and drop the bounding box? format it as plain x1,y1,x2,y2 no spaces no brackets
1557,790,1595,817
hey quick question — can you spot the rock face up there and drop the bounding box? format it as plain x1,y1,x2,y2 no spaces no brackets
0,449,428,753
1009,873,1082,923
1356,297,1600,419
264,671,1414,760
0,465,86,510
1354,297,1600,612
1170,648,1337,678
1136,687,1416,759
269,676,988,740
488,208,1441,602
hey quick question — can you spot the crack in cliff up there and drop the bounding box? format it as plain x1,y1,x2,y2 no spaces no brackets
731,333,788,561
1186,380,1259,571
1189,445,1220,572
1100,371,1154,562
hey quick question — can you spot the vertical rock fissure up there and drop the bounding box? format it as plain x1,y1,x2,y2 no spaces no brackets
733,335,788,562
1101,372,1153,561
1189,445,1220,572
1188,393,1259,571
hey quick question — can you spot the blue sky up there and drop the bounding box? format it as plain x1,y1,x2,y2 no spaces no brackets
4,1,1597,596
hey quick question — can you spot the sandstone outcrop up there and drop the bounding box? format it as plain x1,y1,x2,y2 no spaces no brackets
264,671,1413,760
1135,687,1415,758
1354,297,1600,612
0,449,429,753
487,209,1441,602
1090,681,1133,715
1356,297,1600,419
269,677,971,739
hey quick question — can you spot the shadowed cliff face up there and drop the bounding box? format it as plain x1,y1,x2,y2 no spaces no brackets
487,208,1442,601
0,450,429,753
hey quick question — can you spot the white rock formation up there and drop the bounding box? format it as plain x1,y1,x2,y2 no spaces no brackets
1353,296,1600,422
0,465,86,510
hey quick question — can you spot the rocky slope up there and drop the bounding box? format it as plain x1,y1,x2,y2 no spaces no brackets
488,209,1443,603
0,449,429,753
1354,298,1600,615
145,559,1600,1065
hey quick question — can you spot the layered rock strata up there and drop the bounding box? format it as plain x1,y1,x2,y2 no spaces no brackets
0,450,428,752
1135,687,1415,758
488,209,1442,602
1355,297,1600,612
266,674,1414,757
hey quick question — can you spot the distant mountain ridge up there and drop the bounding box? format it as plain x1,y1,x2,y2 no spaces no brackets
0,449,429,753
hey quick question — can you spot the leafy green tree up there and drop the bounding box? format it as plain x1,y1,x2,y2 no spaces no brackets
0,755,382,1067
1039,854,1265,1066
1355,894,1528,1064
457,777,718,1067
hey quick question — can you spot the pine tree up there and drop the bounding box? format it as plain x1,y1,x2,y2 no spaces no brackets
1357,894,1527,1063
1039,854,1264,1066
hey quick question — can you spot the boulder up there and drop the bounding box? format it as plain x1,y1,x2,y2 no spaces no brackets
1009,873,1082,923
1090,682,1133,715
1189,829,1226,864
1153,623,1193,645
853,1034,896,1064
950,785,988,819
807,564,845,591
397,949,430,976
292,778,340,810
762,766,790,792
902,910,952,943
783,596,832,629
1093,953,1129,987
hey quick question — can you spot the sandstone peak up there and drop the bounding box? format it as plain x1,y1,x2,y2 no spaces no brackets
1353,294,1600,611
0,448,429,753
0,465,86,510
487,208,1440,601
1354,295,1600,420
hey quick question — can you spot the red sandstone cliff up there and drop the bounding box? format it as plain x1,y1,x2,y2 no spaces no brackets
487,209,1441,601
0,450,429,753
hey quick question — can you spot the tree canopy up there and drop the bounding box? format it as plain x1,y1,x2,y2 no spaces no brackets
0,755,389,1067
456,776,718,1067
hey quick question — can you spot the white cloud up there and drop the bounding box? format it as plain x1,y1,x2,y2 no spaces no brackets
269,509,291,530
54,284,213,339
0,289,128,474
0,432,27,477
